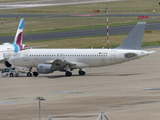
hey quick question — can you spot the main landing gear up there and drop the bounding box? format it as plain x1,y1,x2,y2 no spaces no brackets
27,67,39,77
64,65,72,77
33,71,39,77
26,71,39,77
65,68,86,77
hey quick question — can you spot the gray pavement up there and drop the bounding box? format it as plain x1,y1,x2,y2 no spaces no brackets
0,22,160,43
0,47,160,120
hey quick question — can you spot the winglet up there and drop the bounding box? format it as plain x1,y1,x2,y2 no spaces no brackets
12,18,25,52
116,22,146,50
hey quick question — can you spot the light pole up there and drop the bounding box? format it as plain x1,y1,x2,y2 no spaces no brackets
34,97,46,120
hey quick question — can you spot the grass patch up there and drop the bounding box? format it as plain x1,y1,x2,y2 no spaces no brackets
0,0,160,35
0,16,159,36
142,41,160,47
3,0,159,14
0,0,29,3
0,0,159,48
23,31,160,49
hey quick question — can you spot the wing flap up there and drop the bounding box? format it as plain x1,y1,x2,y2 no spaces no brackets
44,59,76,65
44,59,89,69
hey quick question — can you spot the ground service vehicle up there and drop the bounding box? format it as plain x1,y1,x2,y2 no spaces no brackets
1,68,32,77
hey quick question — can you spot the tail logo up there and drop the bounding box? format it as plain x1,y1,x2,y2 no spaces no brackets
11,18,24,53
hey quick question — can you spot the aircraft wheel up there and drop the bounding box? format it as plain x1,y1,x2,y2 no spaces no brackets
79,70,86,76
27,72,32,77
65,71,72,77
33,71,39,77
10,73,14,77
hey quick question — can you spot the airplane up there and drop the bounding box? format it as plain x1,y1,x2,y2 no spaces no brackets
7,22,155,77
1,18,26,67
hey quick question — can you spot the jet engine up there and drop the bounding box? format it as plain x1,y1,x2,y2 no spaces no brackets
5,61,12,67
37,63,54,74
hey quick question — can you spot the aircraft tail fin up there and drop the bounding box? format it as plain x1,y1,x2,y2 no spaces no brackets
12,18,25,52
116,22,146,50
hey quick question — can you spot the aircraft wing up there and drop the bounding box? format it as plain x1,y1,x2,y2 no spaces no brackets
44,59,89,69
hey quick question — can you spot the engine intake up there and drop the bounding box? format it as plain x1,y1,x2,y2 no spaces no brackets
37,64,54,74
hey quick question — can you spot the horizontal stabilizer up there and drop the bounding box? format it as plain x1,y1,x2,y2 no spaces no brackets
148,51,156,54
116,22,146,50
26,45,48,49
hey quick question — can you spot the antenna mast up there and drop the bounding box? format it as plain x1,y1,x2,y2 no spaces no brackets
106,7,110,48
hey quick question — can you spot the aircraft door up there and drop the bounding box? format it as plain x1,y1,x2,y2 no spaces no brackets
57,53,64,59
23,51,29,61
110,51,116,61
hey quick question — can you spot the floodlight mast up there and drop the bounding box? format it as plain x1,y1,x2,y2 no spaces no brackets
34,97,46,120
106,7,110,49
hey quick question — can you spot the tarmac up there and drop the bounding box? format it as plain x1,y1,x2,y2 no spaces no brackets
0,47,160,120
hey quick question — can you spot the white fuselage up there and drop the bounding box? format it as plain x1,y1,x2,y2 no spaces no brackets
0,43,16,61
9,48,150,69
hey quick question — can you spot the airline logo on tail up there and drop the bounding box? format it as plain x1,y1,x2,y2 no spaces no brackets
11,18,25,53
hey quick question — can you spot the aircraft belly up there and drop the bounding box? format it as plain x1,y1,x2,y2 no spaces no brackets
86,57,106,67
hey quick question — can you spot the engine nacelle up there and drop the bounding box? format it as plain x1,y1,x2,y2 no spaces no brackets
37,63,54,74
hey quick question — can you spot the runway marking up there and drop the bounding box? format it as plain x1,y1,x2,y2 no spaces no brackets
51,91,79,94
144,88,160,90
0,101,18,103
51,91,80,98
71,14,95,17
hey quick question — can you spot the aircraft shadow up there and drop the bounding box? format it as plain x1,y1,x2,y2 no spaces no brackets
86,72,143,76
52,115,97,118
45,72,143,79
